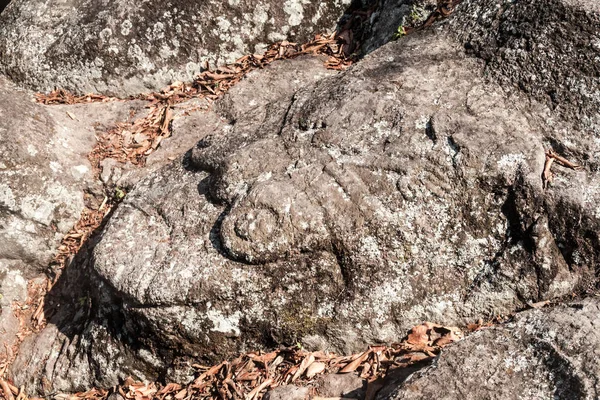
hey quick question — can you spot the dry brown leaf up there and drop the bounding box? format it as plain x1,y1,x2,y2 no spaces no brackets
292,354,315,382
407,324,430,346
305,361,326,378
250,351,279,365
528,300,550,309
246,378,273,400
360,361,372,378
193,362,224,385
270,355,284,370
236,371,261,381
157,383,181,395
0,378,15,400
400,352,431,364
339,350,370,373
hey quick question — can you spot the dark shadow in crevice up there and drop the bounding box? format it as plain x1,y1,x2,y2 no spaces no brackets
208,205,240,263
545,196,600,292
500,187,536,252
371,358,435,399
532,338,588,400
336,0,443,61
37,206,164,394
0,0,10,14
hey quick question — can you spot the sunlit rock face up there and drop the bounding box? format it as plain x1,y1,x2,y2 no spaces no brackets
448,0,600,133
11,0,600,394
381,298,600,400
0,0,351,96
0,76,144,275
0,76,147,388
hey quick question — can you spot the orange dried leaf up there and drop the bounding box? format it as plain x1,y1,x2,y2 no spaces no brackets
407,324,430,346
157,383,181,395
339,350,370,373
250,351,279,365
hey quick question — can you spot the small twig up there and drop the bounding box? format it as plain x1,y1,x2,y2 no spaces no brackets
542,154,555,189
547,149,584,170
542,149,583,189
0,378,15,400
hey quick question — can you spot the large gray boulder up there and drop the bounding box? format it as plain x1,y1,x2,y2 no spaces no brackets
0,0,351,96
381,298,600,400
0,76,147,367
1,78,97,275
12,0,600,393
11,56,339,392
0,77,149,275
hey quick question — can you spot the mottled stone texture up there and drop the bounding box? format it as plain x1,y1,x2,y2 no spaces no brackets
0,77,146,276
10,0,600,394
0,77,88,275
381,298,600,400
0,77,147,370
447,0,600,133
0,0,351,96
11,57,340,393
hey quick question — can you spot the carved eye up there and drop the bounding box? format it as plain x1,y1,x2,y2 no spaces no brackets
233,208,278,242
220,205,287,264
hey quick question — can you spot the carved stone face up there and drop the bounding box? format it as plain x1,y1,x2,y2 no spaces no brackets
90,38,593,369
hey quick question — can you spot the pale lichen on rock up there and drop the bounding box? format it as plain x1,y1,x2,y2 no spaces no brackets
0,0,351,96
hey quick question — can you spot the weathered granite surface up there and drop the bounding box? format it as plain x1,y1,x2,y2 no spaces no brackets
381,298,600,400
448,0,600,133
0,0,351,96
9,0,600,394
0,76,147,367
0,77,143,275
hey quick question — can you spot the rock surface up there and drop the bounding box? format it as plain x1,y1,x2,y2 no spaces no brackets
0,267,45,364
317,373,366,398
263,385,309,400
0,76,148,368
10,0,600,394
0,0,351,96
11,56,338,392
0,77,139,275
381,298,600,400
448,0,600,133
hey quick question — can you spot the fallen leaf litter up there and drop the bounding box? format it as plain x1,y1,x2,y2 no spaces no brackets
0,322,478,400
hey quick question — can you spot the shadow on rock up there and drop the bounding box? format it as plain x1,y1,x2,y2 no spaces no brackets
0,0,10,14
10,206,164,394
